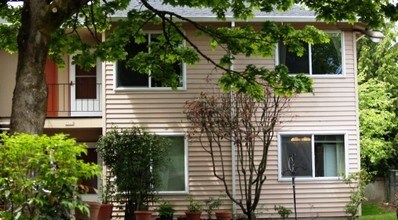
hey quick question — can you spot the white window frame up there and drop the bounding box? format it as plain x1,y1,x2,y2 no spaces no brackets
277,132,348,181
114,31,187,91
275,31,345,77
156,133,189,194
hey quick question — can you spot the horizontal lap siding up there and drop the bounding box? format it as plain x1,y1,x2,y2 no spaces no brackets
254,32,357,218
104,26,233,217
105,25,359,218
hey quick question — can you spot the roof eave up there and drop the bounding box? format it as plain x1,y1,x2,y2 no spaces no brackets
110,15,318,23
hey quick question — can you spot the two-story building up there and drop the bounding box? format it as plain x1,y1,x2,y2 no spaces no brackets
0,2,365,219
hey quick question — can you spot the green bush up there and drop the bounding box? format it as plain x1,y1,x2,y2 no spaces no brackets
97,127,169,219
0,132,99,219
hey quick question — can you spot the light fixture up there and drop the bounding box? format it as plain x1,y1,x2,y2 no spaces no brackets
363,30,384,43
290,136,311,142
354,28,385,43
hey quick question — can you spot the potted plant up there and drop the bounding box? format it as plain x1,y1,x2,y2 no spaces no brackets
204,196,232,220
96,174,114,220
204,197,222,219
97,127,170,220
158,201,175,220
185,195,202,220
75,185,101,220
214,211,232,220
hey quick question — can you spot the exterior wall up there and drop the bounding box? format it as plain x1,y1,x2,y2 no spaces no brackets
104,23,359,219
236,31,358,218
0,52,101,128
0,51,17,118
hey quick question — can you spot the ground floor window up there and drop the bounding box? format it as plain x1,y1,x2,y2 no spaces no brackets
279,134,346,179
158,135,187,193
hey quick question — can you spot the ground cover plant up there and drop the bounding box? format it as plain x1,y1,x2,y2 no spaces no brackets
361,203,396,220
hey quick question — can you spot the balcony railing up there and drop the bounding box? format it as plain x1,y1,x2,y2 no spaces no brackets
46,83,102,117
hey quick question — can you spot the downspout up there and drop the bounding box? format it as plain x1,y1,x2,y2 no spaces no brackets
230,20,237,219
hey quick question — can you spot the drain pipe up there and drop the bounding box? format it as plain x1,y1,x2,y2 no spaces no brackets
230,20,237,220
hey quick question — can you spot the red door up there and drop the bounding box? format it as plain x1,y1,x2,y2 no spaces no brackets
45,59,58,117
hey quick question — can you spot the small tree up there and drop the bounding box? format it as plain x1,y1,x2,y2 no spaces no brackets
185,86,303,220
96,127,169,220
0,133,99,219
357,27,398,176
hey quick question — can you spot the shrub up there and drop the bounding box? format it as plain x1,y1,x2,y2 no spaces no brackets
274,205,292,220
97,127,169,219
158,201,175,219
0,132,99,219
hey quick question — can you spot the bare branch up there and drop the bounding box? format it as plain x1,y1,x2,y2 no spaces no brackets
185,90,289,219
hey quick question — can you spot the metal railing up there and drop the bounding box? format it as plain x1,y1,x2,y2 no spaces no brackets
46,83,102,117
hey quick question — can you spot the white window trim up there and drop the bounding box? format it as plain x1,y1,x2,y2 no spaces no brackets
114,31,187,92
275,31,346,78
69,53,102,117
156,133,189,195
277,131,349,182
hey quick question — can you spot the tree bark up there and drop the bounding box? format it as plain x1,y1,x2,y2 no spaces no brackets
10,1,51,134
10,0,86,134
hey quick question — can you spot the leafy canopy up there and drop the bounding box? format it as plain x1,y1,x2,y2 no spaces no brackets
358,25,398,176
0,0,394,99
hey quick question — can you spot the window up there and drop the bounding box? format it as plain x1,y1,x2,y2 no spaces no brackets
116,33,185,89
278,32,343,75
158,135,187,193
76,65,97,99
279,134,345,179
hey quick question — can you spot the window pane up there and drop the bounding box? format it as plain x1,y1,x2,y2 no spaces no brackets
281,135,312,177
117,37,149,87
76,65,97,99
312,33,342,75
279,42,309,74
158,136,185,191
151,62,183,87
314,135,345,177
150,34,183,88
76,77,96,99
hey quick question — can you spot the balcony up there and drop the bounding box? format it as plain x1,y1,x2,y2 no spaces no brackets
46,82,102,117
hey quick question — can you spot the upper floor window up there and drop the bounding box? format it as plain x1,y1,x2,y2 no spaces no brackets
278,32,343,75
279,134,346,180
116,33,185,90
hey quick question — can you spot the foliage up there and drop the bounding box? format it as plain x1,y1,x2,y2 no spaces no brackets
187,195,202,213
99,169,114,204
343,170,373,220
0,132,99,220
96,126,169,219
204,197,222,219
357,26,398,176
157,201,175,218
3,0,396,134
362,203,394,216
185,91,290,220
274,205,292,220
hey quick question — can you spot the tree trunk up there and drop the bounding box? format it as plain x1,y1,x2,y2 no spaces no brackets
10,2,50,134
9,0,86,134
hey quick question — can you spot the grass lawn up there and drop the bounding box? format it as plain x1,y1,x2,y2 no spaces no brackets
360,203,396,220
